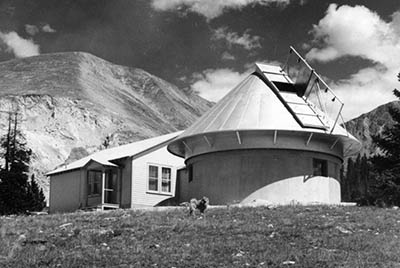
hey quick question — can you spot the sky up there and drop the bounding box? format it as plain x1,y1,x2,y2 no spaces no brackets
0,0,400,120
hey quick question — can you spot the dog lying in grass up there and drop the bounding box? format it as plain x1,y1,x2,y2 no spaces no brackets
184,197,209,217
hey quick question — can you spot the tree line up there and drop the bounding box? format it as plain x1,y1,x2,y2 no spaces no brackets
342,85,400,206
0,112,46,215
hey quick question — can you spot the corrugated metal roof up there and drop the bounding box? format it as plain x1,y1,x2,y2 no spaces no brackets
47,131,183,175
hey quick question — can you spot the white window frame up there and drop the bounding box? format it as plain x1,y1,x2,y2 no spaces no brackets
147,163,173,195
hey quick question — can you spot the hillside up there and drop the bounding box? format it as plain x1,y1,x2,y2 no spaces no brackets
345,101,400,157
0,52,212,198
0,206,399,267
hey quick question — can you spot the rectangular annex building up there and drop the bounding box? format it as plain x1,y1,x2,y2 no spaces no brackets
47,132,184,213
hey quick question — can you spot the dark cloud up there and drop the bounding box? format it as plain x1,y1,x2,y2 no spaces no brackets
0,0,398,92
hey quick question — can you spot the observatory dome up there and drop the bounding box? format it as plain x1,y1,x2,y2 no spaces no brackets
168,49,360,205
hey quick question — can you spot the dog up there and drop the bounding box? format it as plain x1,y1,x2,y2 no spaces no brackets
188,196,209,216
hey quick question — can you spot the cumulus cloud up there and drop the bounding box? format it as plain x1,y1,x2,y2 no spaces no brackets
0,31,40,58
42,24,56,33
25,23,56,36
213,27,261,50
193,61,284,102
25,24,39,36
191,69,249,101
221,51,235,60
151,0,290,20
305,4,400,119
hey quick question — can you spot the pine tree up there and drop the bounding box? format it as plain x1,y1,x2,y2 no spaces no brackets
346,157,357,200
28,174,46,211
360,155,370,198
371,87,400,206
342,154,374,205
340,165,350,201
341,158,354,202
0,112,44,214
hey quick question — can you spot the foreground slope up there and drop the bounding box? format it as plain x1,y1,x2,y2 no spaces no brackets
0,52,212,197
0,206,399,267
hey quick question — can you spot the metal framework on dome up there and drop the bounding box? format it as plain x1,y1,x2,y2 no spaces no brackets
281,46,346,134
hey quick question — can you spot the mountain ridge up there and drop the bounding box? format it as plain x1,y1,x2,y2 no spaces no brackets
0,51,212,199
345,100,400,157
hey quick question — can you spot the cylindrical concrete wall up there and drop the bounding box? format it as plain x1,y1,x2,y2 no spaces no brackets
183,149,341,205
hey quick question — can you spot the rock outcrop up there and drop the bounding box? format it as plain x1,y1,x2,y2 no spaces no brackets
344,101,400,157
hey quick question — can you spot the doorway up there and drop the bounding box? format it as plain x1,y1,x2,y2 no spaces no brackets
104,169,118,204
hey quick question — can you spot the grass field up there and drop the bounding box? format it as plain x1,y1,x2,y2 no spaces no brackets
0,205,400,267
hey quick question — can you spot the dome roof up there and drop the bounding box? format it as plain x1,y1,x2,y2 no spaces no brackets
168,63,360,158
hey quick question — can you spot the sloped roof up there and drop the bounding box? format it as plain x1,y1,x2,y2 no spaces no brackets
176,69,349,138
168,63,360,158
47,131,182,175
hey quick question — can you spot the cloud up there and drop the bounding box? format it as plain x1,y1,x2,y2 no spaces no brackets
151,0,290,20
213,27,261,50
332,67,397,120
0,31,40,58
221,51,235,60
190,68,249,101
192,61,285,102
25,23,56,35
305,4,400,119
25,24,39,36
42,24,56,33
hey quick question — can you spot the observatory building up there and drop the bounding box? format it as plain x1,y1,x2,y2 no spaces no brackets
168,47,360,205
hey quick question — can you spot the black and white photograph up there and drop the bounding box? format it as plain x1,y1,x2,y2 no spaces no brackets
0,0,400,267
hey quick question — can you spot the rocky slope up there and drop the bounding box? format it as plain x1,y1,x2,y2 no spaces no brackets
345,101,400,157
0,52,212,199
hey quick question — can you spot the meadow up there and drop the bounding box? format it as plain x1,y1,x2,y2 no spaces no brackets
0,205,400,267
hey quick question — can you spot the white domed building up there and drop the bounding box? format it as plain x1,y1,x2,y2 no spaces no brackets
168,48,360,205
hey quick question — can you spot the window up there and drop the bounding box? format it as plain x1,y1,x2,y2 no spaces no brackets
313,158,328,176
161,167,171,192
188,164,193,182
88,170,102,196
148,165,172,193
148,165,159,191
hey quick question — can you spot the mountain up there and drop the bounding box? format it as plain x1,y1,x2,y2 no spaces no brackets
344,101,400,157
0,52,212,199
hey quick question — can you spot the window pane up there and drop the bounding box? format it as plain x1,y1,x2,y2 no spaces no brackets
105,170,117,189
162,180,171,192
93,180,100,194
162,167,171,192
162,168,171,180
149,178,158,191
88,170,102,195
149,166,158,178
188,165,193,182
149,166,158,191
161,168,171,192
313,159,328,176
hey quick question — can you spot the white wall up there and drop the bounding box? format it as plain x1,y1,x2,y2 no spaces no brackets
131,146,184,207
241,176,341,204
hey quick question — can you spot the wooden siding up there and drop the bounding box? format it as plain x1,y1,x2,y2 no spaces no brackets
49,169,83,213
131,146,184,207
120,158,132,208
